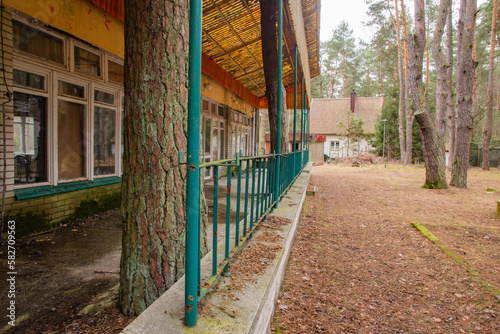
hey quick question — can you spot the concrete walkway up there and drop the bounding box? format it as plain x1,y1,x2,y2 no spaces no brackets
122,163,312,333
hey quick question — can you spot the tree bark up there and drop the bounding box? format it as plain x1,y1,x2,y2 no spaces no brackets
431,0,451,173
482,0,498,170
407,0,448,189
401,0,413,164
393,0,407,163
450,0,477,188
260,0,288,153
120,0,189,315
446,2,456,169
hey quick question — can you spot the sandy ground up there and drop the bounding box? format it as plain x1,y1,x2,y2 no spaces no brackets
1,162,499,333
272,162,500,333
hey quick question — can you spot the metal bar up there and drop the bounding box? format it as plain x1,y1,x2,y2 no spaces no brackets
260,157,267,217
212,167,218,276
235,152,242,246
255,158,262,224
185,0,202,325
243,162,250,236
225,169,232,260
266,156,272,210
275,0,283,209
249,159,256,232
293,45,298,178
300,75,304,168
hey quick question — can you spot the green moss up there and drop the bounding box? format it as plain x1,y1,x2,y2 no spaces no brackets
4,211,52,238
486,188,496,192
412,222,500,300
69,192,121,220
422,178,447,189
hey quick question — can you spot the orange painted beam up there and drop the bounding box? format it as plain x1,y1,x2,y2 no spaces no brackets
201,53,261,108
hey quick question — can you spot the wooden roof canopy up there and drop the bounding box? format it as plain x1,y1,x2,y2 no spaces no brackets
89,0,320,108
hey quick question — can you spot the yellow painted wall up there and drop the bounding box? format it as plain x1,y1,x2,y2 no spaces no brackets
201,74,254,117
6,0,124,58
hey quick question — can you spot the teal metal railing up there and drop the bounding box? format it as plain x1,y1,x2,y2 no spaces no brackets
187,149,308,315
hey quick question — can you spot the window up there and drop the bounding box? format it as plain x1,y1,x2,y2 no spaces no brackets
108,60,124,84
330,141,340,150
13,92,47,184
13,20,64,65
57,99,86,180
74,46,101,77
94,107,116,176
13,20,125,189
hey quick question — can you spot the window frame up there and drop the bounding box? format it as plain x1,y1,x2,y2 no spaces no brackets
70,40,104,80
12,60,53,189
12,19,126,190
91,84,121,179
54,72,90,184
12,17,68,71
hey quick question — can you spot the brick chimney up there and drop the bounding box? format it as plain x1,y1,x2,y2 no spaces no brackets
350,89,357,112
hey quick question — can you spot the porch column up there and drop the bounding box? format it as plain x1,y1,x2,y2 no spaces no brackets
300,74,304,168
293,45,298,177
275,0,283,207
185,0,202,326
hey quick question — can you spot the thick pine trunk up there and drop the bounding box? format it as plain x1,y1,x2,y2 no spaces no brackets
407,0,448,189
120,0,189,316
450,0,477,188
482,0,498,170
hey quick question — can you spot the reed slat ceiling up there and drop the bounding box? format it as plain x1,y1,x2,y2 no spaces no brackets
202,0,319,100
88,0,319,102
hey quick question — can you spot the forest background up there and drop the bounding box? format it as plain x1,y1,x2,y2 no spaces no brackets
311,0,500,167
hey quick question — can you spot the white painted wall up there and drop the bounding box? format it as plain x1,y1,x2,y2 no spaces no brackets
323,135,375,159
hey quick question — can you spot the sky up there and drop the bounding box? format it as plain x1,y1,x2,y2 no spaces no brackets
320,0,490,43
320,0,373,43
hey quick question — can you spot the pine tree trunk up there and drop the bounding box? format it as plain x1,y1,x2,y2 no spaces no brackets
407,0,448,189
400,0,413,165
482,0,498,170
120,0,189,316
260,0,280,153
450,0,477,188
446,3,456,170
431,0,451,173
394,0,407,163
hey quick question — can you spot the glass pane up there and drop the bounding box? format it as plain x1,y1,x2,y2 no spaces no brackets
13,69,45,90
94,90,115,105
204,118,211,155
74,46,101,76
220,130,225,160
108,60,123,84
211,103,216,114
13,20,64,64
218,105,224,117
58,100,86,180
212,128,218,162
202,100,209,112
13,92,47,184
59,81,85,98
94,107,116,176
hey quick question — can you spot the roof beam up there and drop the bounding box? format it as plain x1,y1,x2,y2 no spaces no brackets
211,36,261,59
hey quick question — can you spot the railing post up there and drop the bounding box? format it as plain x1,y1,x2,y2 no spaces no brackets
235,152,242,246
300,75,304,170
293,45,297,178
275,0,283,208
185,0,202,326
